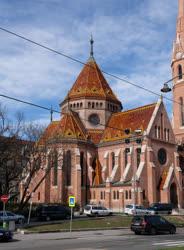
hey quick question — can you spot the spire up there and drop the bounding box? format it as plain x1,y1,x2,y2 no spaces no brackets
90,34,94,58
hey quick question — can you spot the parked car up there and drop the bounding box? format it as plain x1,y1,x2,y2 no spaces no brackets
0,211,25,224
35,204,71,221
124,204,148,215
83,205,112,217
0,229,13,242
147,203,173,215
131,215,176,235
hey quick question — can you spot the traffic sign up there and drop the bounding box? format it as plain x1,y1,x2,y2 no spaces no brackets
0,195,9,203
69,196,75,207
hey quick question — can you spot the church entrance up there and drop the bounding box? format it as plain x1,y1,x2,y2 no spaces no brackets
170,183,178,208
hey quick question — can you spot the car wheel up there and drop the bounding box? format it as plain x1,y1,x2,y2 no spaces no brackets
46,216,50,221
170,227,176,234
135,231,141,235
150,227,157,235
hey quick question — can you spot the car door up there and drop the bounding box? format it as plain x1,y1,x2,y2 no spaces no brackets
102,207,109,216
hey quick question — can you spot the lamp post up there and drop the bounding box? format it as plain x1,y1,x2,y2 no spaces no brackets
124,128,142,214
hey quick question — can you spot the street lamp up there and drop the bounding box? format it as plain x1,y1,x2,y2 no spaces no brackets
161,83,172,93
124,128,142,214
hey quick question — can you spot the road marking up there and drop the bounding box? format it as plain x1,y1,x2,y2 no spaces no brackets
153,240,184,247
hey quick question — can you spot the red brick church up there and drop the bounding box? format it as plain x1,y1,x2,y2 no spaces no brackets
22,0,184,210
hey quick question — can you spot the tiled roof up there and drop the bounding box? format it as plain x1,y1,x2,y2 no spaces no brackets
101,103,156,142
87,129,104,144
65,57,121,104
38,121,59,145
53,111,87,141
39,111,88,144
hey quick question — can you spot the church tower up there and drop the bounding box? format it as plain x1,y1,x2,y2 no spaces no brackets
60,37,122,130
172,0,184,143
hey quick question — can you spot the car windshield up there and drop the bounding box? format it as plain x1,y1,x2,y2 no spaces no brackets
84,206,91,211
126,205,133,209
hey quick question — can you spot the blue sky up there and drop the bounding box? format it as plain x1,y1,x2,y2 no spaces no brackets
0,0,178,125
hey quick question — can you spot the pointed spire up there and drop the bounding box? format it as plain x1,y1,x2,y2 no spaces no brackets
90,34,94,58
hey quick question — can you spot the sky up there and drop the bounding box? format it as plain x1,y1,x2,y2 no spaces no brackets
0,0,178,126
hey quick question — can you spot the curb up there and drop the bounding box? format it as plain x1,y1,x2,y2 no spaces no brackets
17,227,129,235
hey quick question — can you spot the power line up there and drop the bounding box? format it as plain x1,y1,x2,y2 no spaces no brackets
0,26,180,106
0,92,145,137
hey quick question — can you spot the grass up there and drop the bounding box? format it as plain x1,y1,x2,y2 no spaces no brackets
25,215,184,233
25,215,132,232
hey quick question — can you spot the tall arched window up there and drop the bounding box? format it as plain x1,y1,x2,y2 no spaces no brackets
66,150,71,186
111,152,115,169
136,148,141,168
80,152,84,186
53,151,58,186
125,190,128,199
155,126,157,138
180,97,184,126
178,64,183,79
125,148,129,167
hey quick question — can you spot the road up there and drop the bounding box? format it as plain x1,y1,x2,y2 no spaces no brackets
1,228,184,250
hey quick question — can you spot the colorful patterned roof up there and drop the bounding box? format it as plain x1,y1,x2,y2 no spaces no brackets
53,111,87,141
38,121,59,145
65,57,121,104
87,129,104,144
101,103,156,142
39,111,88,144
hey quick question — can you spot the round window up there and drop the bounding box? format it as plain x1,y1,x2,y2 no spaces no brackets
88,114,100,125
158,148,167,165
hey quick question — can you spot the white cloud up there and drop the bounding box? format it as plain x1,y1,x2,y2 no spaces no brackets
0,0,178,123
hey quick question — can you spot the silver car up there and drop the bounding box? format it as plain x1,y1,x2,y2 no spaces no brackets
0,211,25,224
84,205,112,217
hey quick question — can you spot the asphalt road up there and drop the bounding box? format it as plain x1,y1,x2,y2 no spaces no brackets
1,228,184,250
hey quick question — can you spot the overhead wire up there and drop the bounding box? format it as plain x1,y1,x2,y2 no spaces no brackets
0,26,181,106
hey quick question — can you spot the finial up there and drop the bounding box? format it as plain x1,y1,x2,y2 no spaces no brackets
90,34,94,57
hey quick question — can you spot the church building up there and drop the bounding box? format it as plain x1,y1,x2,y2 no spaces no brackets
25,0,184,210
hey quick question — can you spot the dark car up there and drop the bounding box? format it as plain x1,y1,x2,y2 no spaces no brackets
35,205,71,221
147,203,173,215
131,215,176,235
0,229,13,242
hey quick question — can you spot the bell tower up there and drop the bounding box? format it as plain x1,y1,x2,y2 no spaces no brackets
172,0,184,143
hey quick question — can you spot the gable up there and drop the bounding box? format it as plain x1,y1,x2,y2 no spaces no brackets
147,100,175,144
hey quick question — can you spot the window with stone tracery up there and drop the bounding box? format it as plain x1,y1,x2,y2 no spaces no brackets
66,150,71,186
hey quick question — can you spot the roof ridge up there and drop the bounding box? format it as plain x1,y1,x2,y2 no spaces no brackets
112,103,157,116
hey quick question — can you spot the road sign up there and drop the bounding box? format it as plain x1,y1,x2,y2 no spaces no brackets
69,196,75,207
0,195,9,203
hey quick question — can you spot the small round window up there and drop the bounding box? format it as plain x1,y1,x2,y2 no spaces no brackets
88,114,100,125
158,148,167,165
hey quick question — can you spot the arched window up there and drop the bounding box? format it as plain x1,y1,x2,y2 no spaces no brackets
143,190,146,200
38,192,40,201
136,148,141,168
104,191,105,199
180,97,184,126
117,191,119,200
125,190,128,199
167,129,170,141
161,113,163,139
66,150,71,186
155,126,157,138
92,102,95,108
178,64,183,79
53,151,58,186
158,126,161,138
164,128,167,141
125,148,129,167
111,152,115,169
88,102,91,108
80,152,84,186
113,191,116,200
129,190,132,199
80,102,83,107
101,191,103,200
